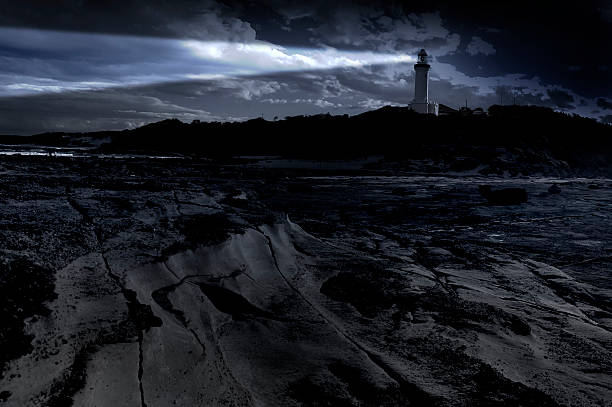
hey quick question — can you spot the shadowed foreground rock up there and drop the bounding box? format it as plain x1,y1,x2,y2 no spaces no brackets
0,154,611,406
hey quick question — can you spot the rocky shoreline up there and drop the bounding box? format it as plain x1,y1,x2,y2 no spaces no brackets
0,154,611,406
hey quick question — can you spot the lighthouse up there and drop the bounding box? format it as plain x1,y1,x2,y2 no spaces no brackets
411,49,438,115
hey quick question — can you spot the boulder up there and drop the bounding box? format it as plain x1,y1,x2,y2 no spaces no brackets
479,185,528,205
391,187,407,196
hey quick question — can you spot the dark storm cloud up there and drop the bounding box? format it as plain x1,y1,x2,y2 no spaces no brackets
0,0,257,42
0,0,610,134
0,25,412,99
546,89,576,110
229,0,605,106
465,37,495,56
433,0,611,99
0,62,545,135
597,98,612,110
0,59,604,136
0,27,202,91
0,68,375,134
0,88,218,135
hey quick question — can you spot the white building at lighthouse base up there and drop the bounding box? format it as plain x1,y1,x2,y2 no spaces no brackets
410,101,439,115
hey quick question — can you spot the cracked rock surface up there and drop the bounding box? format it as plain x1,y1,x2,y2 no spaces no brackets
0,155,611,406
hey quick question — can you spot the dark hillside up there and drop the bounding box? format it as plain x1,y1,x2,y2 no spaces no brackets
2,105,611,175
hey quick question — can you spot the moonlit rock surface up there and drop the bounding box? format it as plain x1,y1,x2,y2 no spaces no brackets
0,155,611,406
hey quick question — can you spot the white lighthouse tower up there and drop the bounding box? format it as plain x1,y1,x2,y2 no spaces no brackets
411,49,438,115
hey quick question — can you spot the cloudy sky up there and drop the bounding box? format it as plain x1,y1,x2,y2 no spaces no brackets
0,0,610,134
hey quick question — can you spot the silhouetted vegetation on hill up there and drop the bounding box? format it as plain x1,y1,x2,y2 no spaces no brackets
2,105,611,175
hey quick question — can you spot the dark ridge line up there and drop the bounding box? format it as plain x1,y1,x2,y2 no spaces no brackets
193,281,290,322
416,260,456,296
138,332,147,407
557,255,612,268
189,328,207,353
172,190,183,216
100,247,153,407
44,346,91,407
176,200,221,210
151,273,210,355
163,261,180,280
66,194,93,224
205,265,262,289
519,258,612,334
159,277,256,405
66,192,161,407
255,227,436,405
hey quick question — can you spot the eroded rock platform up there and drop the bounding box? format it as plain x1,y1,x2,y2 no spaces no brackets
1,155,611,406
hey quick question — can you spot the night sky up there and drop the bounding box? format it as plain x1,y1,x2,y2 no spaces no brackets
0,0,610,134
